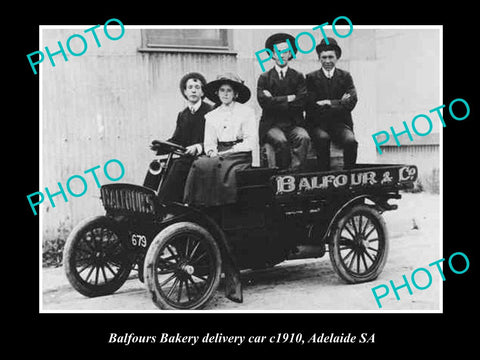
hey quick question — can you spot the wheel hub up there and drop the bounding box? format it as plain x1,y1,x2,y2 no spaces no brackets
354,236,369,250
182,264,194,275
360,238,369,248
94,251,106,264
178,262,194,275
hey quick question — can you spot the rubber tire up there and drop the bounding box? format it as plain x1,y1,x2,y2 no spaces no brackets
64,215,132,297
329,204,389,284
144,221,222,310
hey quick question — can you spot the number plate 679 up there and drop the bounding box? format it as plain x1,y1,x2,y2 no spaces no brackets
131,233,147,247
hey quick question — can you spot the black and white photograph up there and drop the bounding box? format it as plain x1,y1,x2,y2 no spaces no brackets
38,25,442,312
17,6,478,354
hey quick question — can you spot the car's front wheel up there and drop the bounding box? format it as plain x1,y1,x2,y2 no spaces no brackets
144,222,222,310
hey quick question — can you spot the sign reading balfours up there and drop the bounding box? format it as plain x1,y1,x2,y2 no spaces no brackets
273,166,417,195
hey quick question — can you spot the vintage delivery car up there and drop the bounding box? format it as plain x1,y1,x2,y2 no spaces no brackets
63,140,418,310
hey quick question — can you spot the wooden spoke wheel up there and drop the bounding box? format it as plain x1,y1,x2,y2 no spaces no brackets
329,204,389,283
144,222,222,310
63,216,133,297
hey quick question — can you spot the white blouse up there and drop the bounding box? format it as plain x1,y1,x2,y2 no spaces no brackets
204,102,260,167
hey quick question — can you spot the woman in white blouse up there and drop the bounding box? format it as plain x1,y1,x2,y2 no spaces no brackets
184,73,259,207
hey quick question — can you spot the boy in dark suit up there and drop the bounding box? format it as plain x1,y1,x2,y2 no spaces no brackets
155,72,213,202
257,33,311,171
306,38,358,171
168,72,212,154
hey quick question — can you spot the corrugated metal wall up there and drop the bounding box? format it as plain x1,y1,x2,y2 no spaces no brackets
41,40,238,240
377,144,440,192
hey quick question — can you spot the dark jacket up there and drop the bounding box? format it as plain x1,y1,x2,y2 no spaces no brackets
257,67,307,142
305,68,357,129
168,101,213,149
154,101,213,203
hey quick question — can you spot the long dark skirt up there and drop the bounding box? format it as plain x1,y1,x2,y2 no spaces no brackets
183,151,252,207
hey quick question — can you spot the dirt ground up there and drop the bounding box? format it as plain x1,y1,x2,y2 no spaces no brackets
41,192,441,312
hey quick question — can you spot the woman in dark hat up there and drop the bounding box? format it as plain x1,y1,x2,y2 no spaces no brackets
183,73,259,207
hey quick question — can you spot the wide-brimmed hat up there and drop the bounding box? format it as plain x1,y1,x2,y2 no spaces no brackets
204,73,251,104
265,32,298,54
179,72,207,99
315,37,342,59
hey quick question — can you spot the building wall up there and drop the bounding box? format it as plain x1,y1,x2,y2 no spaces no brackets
373,28,441,191
378,144,440,193
40,26,441,240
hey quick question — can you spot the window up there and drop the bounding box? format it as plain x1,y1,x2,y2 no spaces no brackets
139,29,235,54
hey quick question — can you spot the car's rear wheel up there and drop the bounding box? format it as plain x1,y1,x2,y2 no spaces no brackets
329,204,389,283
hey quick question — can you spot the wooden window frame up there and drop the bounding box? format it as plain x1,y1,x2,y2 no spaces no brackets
138,29,237,55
